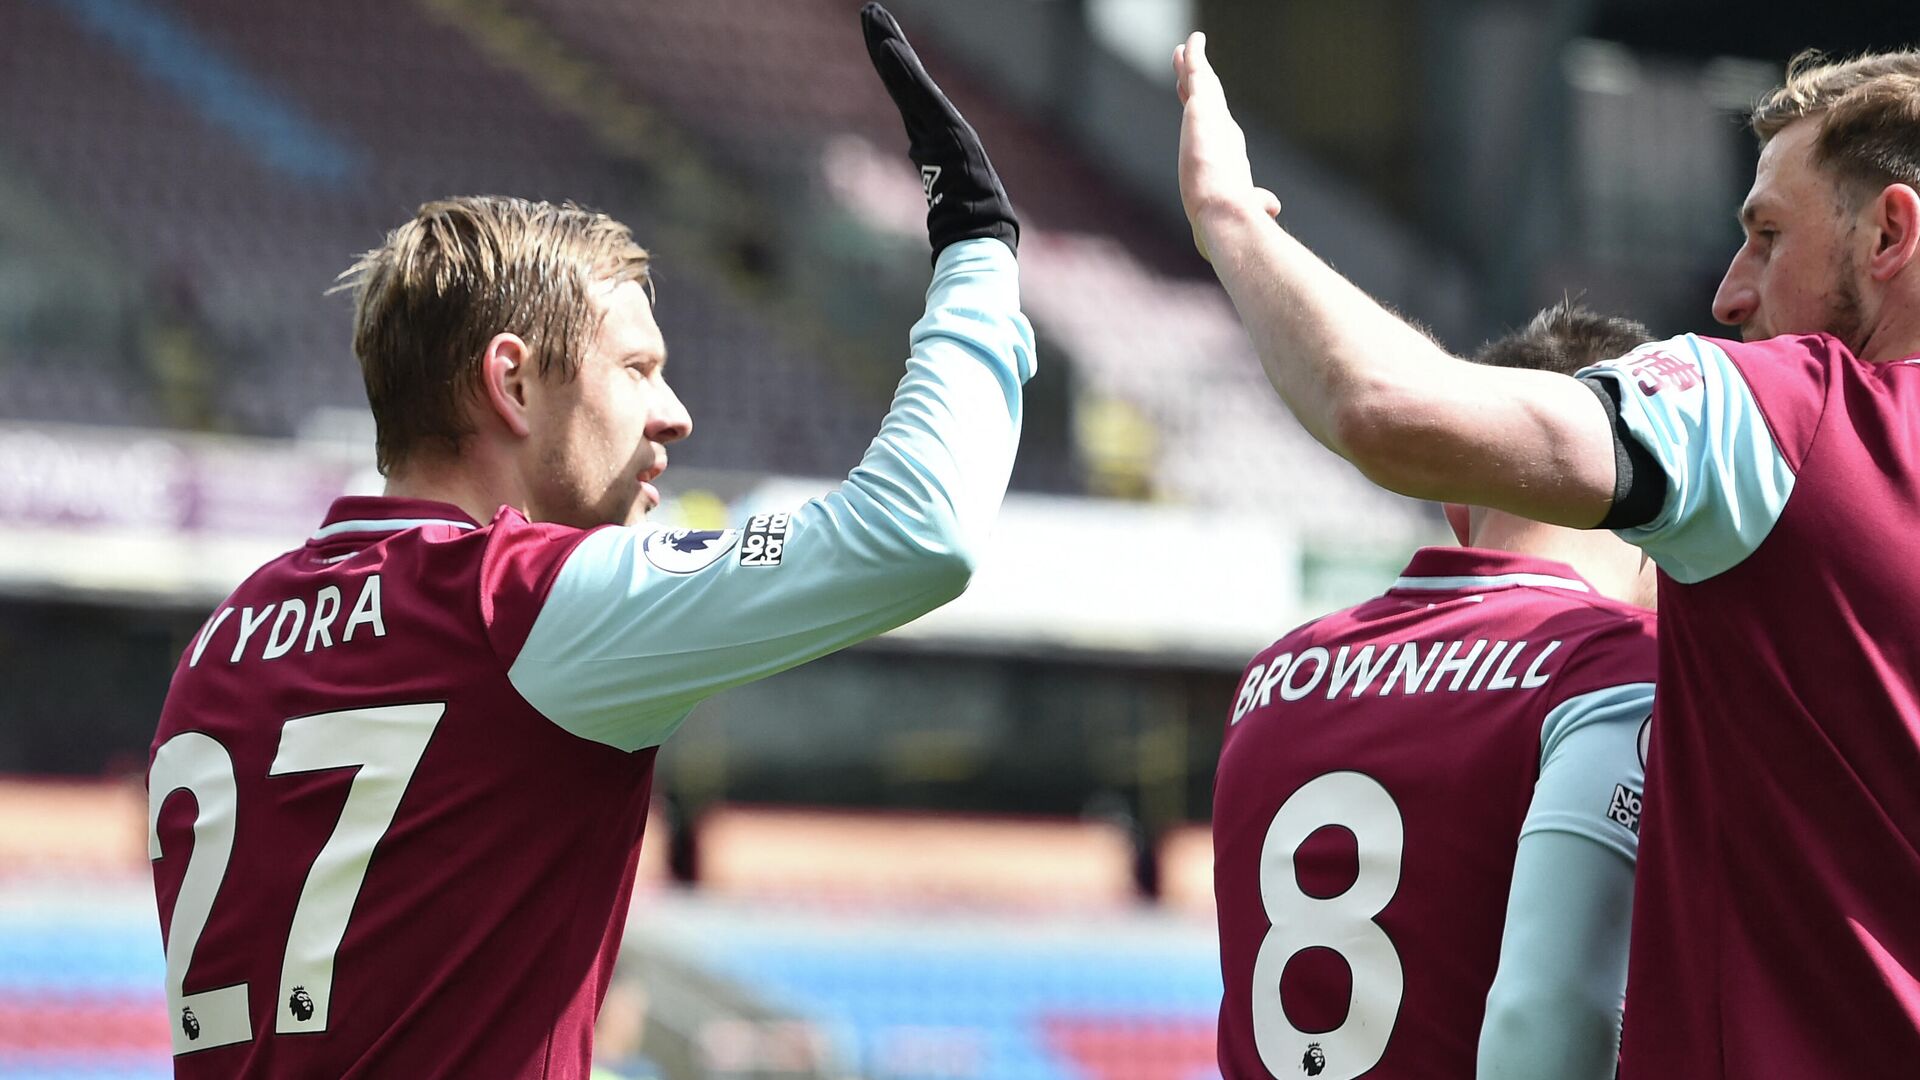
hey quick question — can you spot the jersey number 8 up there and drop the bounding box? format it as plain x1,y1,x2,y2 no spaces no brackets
1253,771,1406,1079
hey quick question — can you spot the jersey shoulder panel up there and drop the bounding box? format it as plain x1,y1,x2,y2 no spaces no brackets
1707,332,1836,473
475,509,604,663
1534,600,1658,709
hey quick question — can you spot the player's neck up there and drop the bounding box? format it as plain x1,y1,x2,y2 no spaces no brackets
1466,512,1641,604
1856,305,1920,363
381,453,526,527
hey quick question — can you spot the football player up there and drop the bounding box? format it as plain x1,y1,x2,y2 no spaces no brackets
1178,38,1920,1077
1213,303,1656,1079
146,7,1027,1076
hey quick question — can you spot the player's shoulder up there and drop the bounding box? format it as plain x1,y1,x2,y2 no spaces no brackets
1696,332,1857,470
1545,585,1654,629
1529,591,1657,693
1252,603,1368,663
1519,581,1654,642
471,507,613,630
1782,334,1920,399
1584,330,1834,394
1701,331,1847,385
477,511,757,591
299,498,607,657
1439,578,1656,693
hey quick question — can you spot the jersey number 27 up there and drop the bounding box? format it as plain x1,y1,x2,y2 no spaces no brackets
148,702,443,1056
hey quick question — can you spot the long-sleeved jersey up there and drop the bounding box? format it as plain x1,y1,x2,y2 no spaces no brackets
146,238,1033,1077
1214,548,1655,1080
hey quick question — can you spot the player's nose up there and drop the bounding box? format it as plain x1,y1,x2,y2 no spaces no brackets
648,379,692,445
1712,257,1758,329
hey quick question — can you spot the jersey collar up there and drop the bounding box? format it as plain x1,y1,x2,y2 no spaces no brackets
308,496,482,544
1388,546,1594,596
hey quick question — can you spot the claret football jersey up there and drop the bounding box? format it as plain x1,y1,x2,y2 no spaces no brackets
1213,548,1655,1080
1582,334,1920,1078
147,239,1033,1077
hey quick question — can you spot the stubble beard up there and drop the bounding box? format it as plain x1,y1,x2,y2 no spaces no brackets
533,442,602,529
1826,245,1867,354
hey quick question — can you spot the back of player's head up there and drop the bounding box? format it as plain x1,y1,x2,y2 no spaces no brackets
1472,301,1651,377
335,196,653,475
1751,49,1920,202
1462,302,1656,605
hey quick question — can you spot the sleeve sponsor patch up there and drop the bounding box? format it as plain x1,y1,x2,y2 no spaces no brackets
1607,784,1643,835
1624,347,1702,396
739,512,790,568
642,528,739,574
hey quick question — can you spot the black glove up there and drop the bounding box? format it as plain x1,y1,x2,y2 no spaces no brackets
861,3,1019,260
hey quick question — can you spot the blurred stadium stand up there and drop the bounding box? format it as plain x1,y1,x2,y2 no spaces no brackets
0,0,1893,1075
0,781,1221,1080
0,779,168,1080
692,806,1139,910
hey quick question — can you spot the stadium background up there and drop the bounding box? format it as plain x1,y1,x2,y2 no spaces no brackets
0,1,1902,1077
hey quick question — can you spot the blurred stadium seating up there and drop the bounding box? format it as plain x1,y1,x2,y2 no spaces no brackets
0,779,168,1080
0,782,1223,1080
0,0,1438,536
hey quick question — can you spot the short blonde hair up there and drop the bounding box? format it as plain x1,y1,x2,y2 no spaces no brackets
1751,50,1920,199
335,196,652,474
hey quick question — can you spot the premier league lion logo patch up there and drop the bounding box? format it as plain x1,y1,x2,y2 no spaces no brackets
642,528,740,574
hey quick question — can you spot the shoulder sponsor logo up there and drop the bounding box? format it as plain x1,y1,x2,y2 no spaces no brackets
1607,784,1643,835
643,528,739,574
740,512,790,568
1628,348,1701,396
1638,717,1652,770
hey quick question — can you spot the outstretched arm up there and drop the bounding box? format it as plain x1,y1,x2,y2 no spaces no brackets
1174,33,1618,527
495,6,1034,751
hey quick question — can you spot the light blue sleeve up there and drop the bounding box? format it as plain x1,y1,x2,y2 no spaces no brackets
1477,683,1651,1080
1578,334,1794,582
507,238,1034,750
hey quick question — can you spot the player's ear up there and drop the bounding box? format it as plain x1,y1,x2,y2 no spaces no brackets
480,333,534,439
1866,183,1920,283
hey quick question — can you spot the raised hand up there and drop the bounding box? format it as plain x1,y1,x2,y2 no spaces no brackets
862,3,1019,260
1174,32,1281,262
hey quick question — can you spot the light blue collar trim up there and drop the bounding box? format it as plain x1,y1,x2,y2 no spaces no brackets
1393,572,1591,593
311,517,477,540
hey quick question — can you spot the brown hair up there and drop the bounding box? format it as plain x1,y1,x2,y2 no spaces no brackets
334,196,652,474
1751,50,1920,199
1473,300,1651,377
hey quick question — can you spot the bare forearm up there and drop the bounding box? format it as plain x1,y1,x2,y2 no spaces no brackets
1173,31,1615,525
1199,200,1613,523
1197,200,1449,458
